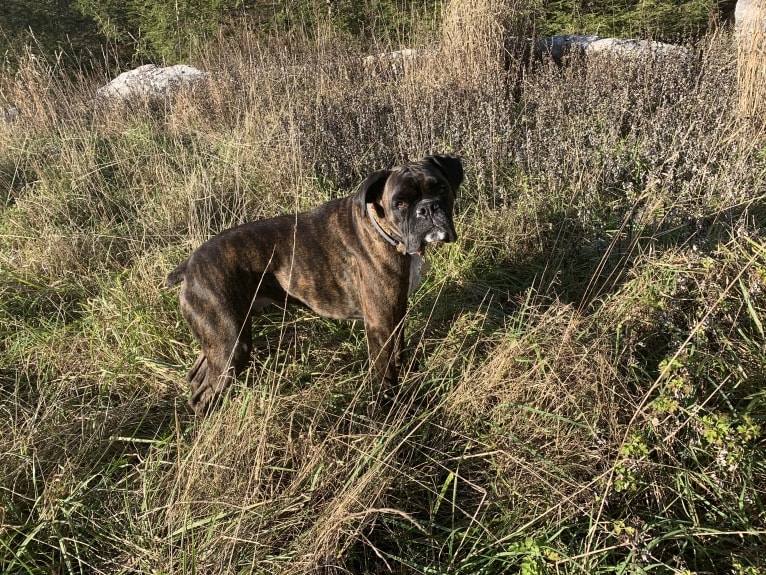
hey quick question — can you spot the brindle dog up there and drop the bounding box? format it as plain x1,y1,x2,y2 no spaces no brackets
166,154,463,414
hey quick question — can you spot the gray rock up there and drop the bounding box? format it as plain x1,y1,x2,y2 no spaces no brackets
735,0,766,41
734,0,766,34
533,34,601,62
96,64,207,104
532,34,690,64
586,37,690,58
3,107,21,123
362,48,426,74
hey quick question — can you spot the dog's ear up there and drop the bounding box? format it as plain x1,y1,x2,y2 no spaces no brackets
354,169,391,212
424,154,464,192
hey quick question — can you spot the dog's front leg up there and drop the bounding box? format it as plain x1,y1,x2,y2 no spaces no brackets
360,293,407,410
366,321,404,388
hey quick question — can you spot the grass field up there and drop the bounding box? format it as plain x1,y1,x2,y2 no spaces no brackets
1,4,765,573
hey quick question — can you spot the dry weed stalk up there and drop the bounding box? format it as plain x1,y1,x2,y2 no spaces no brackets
440,0,513,83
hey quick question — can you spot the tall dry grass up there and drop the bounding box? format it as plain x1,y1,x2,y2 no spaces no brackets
736,0,766,130
1,4,765,574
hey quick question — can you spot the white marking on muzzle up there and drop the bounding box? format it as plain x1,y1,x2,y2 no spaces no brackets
425,228,448,243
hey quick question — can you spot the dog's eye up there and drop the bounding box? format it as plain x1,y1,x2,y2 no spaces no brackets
394,200,407,210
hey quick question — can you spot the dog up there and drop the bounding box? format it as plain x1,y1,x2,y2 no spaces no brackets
166,154,463,414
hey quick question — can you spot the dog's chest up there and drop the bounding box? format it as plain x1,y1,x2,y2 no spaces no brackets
408,254,430,296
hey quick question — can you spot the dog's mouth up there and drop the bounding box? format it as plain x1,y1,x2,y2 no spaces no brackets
406,227,455,256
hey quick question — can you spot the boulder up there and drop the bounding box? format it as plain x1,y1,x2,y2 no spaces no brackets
3,107,21,123
96,64,207,105
531,34,691,65
361,48,426,75
735,0,766,41
532,34,601,63
734,0,766,123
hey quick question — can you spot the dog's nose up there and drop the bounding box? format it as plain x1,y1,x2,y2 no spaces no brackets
416,201,441,218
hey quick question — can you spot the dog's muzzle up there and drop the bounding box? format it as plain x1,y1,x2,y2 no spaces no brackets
417,200,456,244
403,209,456,255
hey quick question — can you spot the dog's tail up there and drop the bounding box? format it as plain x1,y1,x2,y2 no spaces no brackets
165,260,188,287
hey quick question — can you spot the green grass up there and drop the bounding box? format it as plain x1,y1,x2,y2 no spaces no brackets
539,0,718,40
1,5,765,574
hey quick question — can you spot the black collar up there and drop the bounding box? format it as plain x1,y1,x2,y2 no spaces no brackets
367,203,404,252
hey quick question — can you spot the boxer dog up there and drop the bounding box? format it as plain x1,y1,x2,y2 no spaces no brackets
166,154,463,414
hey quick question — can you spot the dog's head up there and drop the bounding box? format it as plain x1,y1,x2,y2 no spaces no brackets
355,154,463,255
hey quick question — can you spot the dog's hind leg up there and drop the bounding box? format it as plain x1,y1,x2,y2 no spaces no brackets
187,353,207,385
187,318,252,415
187,353,210,410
